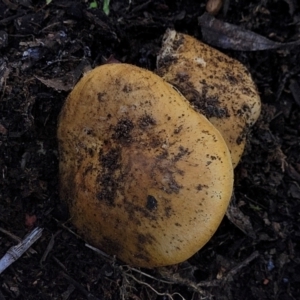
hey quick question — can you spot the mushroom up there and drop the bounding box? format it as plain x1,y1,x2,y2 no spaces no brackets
58,63,233,268
157,30,261,167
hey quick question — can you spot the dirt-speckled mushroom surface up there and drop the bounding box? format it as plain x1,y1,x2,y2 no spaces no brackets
58,63,233,268
157,30,261,167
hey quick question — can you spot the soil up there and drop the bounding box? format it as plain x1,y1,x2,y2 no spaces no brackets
0,0,300,299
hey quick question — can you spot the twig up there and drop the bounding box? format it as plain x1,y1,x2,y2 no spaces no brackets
52,256,68,273
129,0,151,14
0,227,38,254
0,227,43,274
40,230,62,265
60,271,101,300
197,251,260,287
0,13,25,25
0,227,23,242
85,243,113,261
54,218,82,239
222,251,260,282
61,284,76,300
158,251,259,297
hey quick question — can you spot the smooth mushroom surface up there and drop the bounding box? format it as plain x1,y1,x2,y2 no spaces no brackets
58,63,233,268
157,29,261,167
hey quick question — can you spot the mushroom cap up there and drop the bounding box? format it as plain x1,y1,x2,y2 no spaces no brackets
157,29,261,167
58,63,233,268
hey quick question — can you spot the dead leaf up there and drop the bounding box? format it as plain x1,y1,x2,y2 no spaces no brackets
198,12,300,51
36,58,91,92
226,201,256,239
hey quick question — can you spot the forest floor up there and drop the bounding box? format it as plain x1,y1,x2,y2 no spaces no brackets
0,0,300,299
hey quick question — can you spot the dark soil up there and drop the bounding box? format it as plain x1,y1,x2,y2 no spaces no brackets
1,0,300,299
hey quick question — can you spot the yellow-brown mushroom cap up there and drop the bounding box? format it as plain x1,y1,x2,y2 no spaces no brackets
58,63,233,268
157,29,261,167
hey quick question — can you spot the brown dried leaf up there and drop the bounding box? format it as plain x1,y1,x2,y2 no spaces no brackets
198,12,300,51
36,59,91,92
226,202,256,239
35,76,75,92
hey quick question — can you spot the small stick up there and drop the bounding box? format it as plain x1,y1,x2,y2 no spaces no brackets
197,251,260,287
52,256,68,273
0,227,37,254
54,218,82,239
223,251,259,282
0,226,22,242
61,271,101,300
0,227,43,274
85,243,113,260
40,230,62,265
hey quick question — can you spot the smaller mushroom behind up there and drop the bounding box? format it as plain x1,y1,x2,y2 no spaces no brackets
58,63,234,268
157,29,261,167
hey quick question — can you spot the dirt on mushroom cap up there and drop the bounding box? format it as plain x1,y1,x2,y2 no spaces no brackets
58,63,234,268
157,29,261,167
